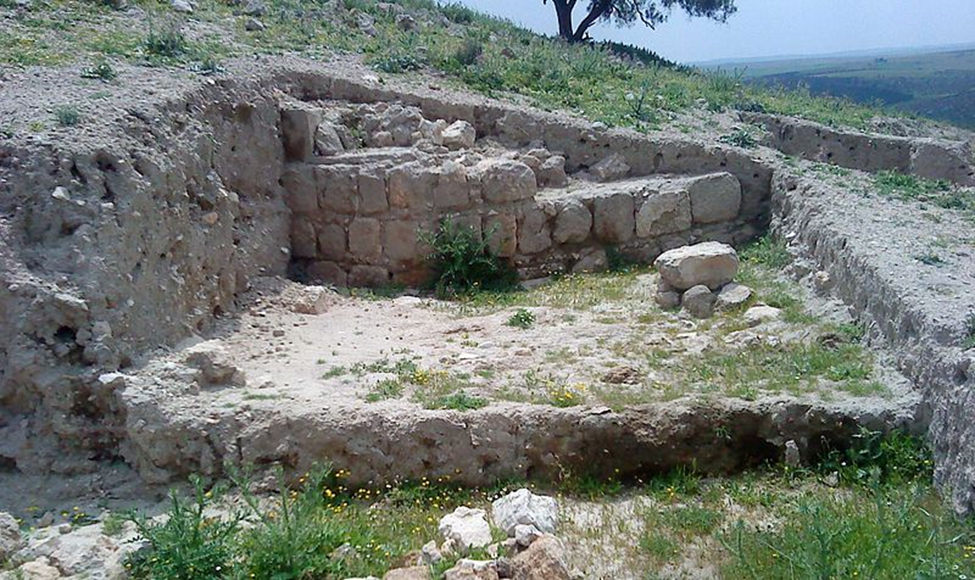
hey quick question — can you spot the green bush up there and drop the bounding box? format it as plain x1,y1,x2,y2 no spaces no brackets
421,220,518,297
237,466,349,580
145,20,187,59
505,308,535,329
452,38,483,67
81,58,117,81
54,105,82,127
126,476,242,580
964,313,975,349
817,428,932,487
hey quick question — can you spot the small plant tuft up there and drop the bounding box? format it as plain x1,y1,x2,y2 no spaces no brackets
505,308,535,329
145,20,187,59
964,313,975,349
718,128,757,148
81,58,117,81
54,105,82,127
422,220,518,297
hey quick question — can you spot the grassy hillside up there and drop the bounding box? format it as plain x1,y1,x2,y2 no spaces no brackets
715,48,975,129
0,0,899,131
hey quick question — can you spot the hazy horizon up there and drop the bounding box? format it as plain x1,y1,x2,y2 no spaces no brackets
450,0,975,64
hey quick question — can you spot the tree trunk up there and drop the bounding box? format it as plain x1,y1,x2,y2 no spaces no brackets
551,0,575,41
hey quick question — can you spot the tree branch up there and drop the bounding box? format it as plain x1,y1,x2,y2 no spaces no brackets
572,0,612,42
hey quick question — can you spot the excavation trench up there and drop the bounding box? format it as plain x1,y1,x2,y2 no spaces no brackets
1,61,969,504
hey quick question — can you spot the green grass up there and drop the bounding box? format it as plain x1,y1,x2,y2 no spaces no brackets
964,314,975,350
720,485,975,580
0,0,895,131
874,170,975,218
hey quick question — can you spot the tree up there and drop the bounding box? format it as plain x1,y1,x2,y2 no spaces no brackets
542,0,737,43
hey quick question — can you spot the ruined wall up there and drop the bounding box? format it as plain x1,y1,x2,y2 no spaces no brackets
771,169,975,513
0,78,291,473
746,112,975,186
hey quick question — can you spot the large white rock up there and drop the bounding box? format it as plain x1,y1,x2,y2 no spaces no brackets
442,120,476,150
438,507,492,552
654,242,739,291
0,512,23,561
473,159,537,203
491,488,559,536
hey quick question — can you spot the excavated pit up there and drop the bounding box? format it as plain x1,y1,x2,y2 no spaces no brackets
1,58,973,507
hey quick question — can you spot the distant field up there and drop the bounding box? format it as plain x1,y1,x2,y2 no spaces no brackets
706,47,975,129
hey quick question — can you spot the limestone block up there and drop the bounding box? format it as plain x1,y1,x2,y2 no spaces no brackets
349,218,382,263
593,192,635,243
474,159,537,203
314,121,345,156
590,153,630,182
654,242,739,291
280,166,318,214
442,120,476,150
434,160,470,209
317,223,347,261
307,261,348,287
439,507,492,552
348,265,390,288
358,171,389,215
484,213,517,257
388,163,437,210
552,200,592,244
290,217,318,259
687,173,742,224
317,165,358,214
384,220,419,264
637,188,691,237
681,285,716,319
518,207,552,255
537,155,568,188
281,106,321,161
492,489,559,535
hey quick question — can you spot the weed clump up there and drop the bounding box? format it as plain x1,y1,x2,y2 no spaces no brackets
126,475,242,579
145,20,187,59
81,58,117,81
422,220,518,298
505,308,535,329
54,105,82,127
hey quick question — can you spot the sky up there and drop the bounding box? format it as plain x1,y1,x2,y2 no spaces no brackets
451,0,975,64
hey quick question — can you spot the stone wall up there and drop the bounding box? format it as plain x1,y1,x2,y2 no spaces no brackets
278,103,754,286
746,112,975,186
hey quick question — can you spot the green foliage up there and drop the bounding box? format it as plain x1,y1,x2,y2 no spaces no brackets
126,476,242,580
964,313,975,349
505,308,535,329
739,235,791,270
718,128,757,148
80,58,117,81
145,20,187,59
371,51,423,73
874,170,975,215
720,485,974,580
236,466,348,580
421,220,518,298
452,38,483,67
428,390,487,411
365,378,404,402
54,105,81,126
818,429,933,487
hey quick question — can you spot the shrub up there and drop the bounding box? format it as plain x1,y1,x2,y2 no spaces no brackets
145,20,187,59
54,105,82,127
81,58,117,81
371,52,423,74
739,235,791,269
817,428,932,487
237,466,348,580
126,476,242,580
718,128,757,148
964,313,975,349
421,220,518,297
505,308,535,329
453,38,483,67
